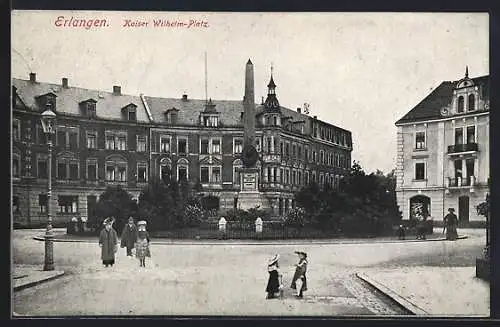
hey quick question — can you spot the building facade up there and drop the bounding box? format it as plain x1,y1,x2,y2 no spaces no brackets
395,69,489,226
12,66,352,227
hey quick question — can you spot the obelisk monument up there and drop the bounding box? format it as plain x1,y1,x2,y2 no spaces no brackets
237,59,263,210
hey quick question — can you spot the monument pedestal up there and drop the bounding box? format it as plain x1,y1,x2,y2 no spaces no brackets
237,167,264,210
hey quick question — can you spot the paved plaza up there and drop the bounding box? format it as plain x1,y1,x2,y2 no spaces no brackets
12,228,488,316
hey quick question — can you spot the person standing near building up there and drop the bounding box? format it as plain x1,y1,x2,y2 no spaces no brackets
120,217,138,257
135,221,151,267
291,251,308,298
444,208,459,240
265,254,281,299
99,217,118,267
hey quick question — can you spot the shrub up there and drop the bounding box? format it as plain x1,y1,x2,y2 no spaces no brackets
283,207,306,228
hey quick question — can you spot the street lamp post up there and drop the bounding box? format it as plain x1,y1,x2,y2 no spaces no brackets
41,105,56,271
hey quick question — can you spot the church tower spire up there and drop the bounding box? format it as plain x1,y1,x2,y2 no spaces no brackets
465,65,469,78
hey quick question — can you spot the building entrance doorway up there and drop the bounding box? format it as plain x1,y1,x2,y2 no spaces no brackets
458,195,469,226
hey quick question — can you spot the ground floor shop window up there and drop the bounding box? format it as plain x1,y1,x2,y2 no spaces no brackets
58,195,78,213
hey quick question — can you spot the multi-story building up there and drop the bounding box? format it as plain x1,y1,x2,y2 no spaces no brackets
395,69,489,226
12,66,352,227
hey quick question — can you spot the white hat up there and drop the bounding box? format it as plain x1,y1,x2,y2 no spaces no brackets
137,220,147,226
268,254,279,265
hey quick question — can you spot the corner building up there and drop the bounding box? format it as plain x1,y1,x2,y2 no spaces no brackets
12,65,352,226
395,70,489,226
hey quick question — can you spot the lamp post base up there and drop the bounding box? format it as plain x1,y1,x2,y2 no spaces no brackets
43,233,55,271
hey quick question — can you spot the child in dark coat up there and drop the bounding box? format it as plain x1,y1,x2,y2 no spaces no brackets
291,251,308,298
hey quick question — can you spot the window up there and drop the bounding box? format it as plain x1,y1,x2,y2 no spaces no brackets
292,171,296,185
178,166,187,181
203,115,219,127
106,166,115,181
273,116,278,126
13,196,19,212
468,94,475,111
201,139,209,154
312,171,316,183
69,161,79,180
320,173,324,186
280,168,284,183
305,171,309,185
160,160,172,181
466,126,475,144
457,96,464,113
298,146,302,159
87,102,97,117
285,143,290,156
212,139,221,154
37,157,47,179
415,132,426,150
170,111,178,124
137,136,147,152
298,171,302,185
415,163,425,180
128,107,137,121
200,167,209,183
117,136,127,150
160,137,170,153
454,160,463,179
87,159,97,181
292,144,297,158
455,128,464,145
36,123,45,144
178,138,187,155
137,163,147,183
58,195,78,213
305,147,309,161
313,151,317,163
106,135,115,149
68,129,78,151
266,137,271,153
57,161,66,179
280,142,284,155
12,119,20,141
12,154,20,177
320,151,324,164
234,138,243,154
273,138,278,153
285,169,290,184
39,194,47,213
212,167,221,183
57,127,66,147
233,160,242,184
87,132,97,149
273,167,278,183
466,159,475,181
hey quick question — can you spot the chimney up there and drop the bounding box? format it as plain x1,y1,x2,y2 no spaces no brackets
261,96,264,105
113,86,121,95
297,107,301,114
29,72,36,83
182,94,188,101
62,78,68,88
313,115,317,120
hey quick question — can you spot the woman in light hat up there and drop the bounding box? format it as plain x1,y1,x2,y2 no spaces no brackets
291,251,308,298
135,220,151,267
98,217,118,267
265,254,281,299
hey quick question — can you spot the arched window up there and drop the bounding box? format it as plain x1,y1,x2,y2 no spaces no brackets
457,96,464,113
159,158,172,181
105,154,127,182
468,94,475,111
177,158,189,181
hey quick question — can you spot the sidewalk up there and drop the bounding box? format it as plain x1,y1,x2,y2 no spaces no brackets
33,230,468,245
356,266,490,316
12,264,65,292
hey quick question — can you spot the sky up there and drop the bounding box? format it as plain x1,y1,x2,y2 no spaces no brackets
11,11,489,173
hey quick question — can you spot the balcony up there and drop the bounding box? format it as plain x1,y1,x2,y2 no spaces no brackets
447,143,478,154
446,176,476,193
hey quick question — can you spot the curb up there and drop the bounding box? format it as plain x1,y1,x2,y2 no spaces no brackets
32,235,468,245
14,271,65,292
355,272,428,315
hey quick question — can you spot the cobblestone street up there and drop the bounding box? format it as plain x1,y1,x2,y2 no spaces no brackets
12,228,486,316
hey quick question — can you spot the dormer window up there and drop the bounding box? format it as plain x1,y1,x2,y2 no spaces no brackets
36,93,57,111
201,114,219,127
165,107,179,124
468,94,475,111
80,99,97,118
457,96,464,113
122,104,137,121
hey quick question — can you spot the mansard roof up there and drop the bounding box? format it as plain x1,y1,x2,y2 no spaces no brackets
12,78,150,122
395,75,489,125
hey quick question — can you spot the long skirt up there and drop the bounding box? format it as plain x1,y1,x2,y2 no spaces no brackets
266,270,280,293
135,239,151,259
291,273,308,292
446,225,458,240
103,259,115,265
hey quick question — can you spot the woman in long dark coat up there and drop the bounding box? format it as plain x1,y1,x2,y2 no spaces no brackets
444,208,459,240
266,254,281,299
99,217,118,267
291,251,308,298
121,217,138,257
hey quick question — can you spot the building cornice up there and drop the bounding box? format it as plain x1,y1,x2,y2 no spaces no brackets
395,111,489,126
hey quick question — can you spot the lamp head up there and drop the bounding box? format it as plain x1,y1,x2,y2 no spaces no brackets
41,106,56,134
